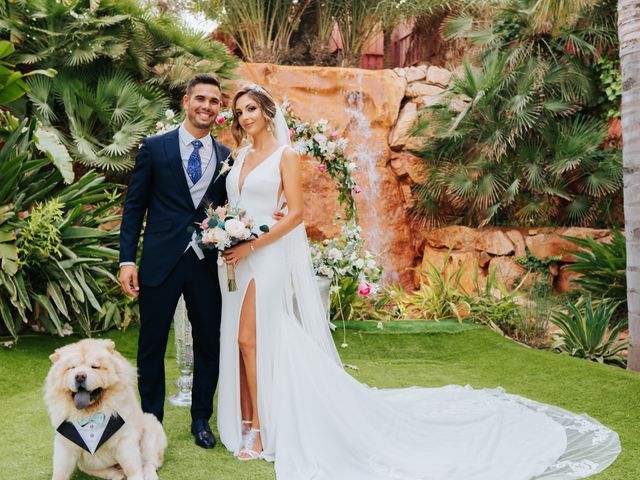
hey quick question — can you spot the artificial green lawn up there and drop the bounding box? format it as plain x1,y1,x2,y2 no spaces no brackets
1,322,638,480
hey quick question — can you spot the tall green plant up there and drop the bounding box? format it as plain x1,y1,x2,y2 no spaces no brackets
2,0,236,172
563,229,626,306
28,72,168,171
412,0,621,227
551,297,627,366
0,116,130,340
207,0,312,62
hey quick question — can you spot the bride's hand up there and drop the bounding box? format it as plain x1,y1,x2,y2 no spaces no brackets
223,241,253,265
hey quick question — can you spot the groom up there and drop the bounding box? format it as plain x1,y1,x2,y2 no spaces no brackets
119,73,229,449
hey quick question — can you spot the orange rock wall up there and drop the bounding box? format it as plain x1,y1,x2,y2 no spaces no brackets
419,226,614,293
227,63,415,286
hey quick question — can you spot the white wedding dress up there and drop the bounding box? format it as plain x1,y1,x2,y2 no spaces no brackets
217,144,621,480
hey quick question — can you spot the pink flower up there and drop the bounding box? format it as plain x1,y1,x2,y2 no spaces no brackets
353,185,362,194
330,130,340,139
202,219,209,229
215,206,227,218
215,114,226,125
318,164,327,173
289,128,295,139
358,281,371,297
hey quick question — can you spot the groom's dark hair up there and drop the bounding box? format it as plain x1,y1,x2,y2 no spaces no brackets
186,74,221,95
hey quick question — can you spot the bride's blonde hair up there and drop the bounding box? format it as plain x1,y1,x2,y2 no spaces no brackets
231,84,277,147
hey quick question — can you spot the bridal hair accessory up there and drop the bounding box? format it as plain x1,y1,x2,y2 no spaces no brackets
246,83,270,97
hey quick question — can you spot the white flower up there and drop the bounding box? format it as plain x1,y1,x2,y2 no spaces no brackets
165,109,175,120
366,259,377,269
293,140,308,155
316,119,329,132
313,133,327,145
328,248,343,261
376,321,384,330
341,343,348,348
155,121,165,130
330,284,340,294
355,258,364,269
224,219,248,238
61,323,73,337
210,227,231,248
347,162,357,171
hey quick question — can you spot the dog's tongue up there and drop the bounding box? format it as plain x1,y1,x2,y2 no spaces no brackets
74,390,91,409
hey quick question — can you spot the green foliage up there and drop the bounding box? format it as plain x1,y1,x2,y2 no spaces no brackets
562,229,626,308
551,296,627,366
0,115,134,340
0,40,55,105
466,268,523,337
389,254,523,338
3,0,236,171
413,0,622,227
29,72,168,171
594,56,622,119
398,256,471,322
516,247,560,288
207,0,312,63
17,199,64,267
206,0,459,66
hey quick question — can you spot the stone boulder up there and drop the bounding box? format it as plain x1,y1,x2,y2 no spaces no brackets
406,83,445,98
426,66,452,87
505,229,527,257
474,229,515,256
424,226,478,250
525,227,610,262
488,256,528,290
389,102,418,150
405,66,427,83
556,266,582,293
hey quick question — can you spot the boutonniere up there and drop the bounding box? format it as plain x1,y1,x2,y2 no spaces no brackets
214,154,233,183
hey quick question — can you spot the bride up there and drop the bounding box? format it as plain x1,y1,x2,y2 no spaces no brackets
216,83,621,479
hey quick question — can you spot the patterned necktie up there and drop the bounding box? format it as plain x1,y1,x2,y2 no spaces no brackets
187,139,203,184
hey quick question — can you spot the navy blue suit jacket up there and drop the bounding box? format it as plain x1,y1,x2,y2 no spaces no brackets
119,128,230,287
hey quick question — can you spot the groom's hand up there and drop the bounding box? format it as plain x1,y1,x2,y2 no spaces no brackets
119,265,140,297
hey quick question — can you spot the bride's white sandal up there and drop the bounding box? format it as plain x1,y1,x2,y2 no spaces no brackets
238,428,262,461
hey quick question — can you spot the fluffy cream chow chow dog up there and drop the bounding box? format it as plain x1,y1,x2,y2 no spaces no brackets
45,339,167,480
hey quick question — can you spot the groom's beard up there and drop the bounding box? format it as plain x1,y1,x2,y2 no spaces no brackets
188,110,216,130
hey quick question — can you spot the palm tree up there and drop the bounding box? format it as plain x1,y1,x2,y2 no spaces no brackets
412,1,621,227
2,0,236,172
618,0,640,370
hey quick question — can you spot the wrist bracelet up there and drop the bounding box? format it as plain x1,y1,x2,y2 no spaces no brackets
250,243,256,252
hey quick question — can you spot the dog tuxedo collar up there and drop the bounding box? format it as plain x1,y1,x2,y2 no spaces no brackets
57,414,125,454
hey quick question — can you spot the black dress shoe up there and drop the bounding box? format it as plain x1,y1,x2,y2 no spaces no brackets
191,418,216,449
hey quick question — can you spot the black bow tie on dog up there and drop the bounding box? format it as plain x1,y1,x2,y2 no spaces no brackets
57,414,125,454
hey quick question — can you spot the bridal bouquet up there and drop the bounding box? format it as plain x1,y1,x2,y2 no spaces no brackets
197,204,269,291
